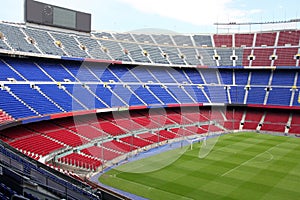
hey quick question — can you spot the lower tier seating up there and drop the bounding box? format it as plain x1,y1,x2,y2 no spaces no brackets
103,140,137,153
58,153,102,171
120,136,153,148
138,132,168,143
0,110,14,124
45,129,89,147
8,134,64,158
81,146,121,161
1,106,299,172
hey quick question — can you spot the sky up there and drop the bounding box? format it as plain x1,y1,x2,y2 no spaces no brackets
0,0,300,33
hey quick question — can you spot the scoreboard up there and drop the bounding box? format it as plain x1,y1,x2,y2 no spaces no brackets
25,0,91,32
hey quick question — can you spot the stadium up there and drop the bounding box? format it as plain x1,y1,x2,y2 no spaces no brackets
1,0,300,199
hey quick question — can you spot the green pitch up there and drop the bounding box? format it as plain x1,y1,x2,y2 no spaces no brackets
99,132,300,200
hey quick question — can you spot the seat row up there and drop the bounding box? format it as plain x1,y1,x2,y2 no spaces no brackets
1,22,300,66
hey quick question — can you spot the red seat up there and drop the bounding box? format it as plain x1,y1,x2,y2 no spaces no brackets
46,129,88,147
138,133,168,143
9,135,64,157
81,146,121,161
103,140,136,152
0,110,14,124
120,136,152,148
58,153,102,170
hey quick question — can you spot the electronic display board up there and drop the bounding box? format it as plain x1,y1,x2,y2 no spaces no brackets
25,0,91,32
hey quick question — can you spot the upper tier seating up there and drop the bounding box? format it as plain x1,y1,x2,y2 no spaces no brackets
50,32,89,58
277,30,300,46
141,45,170,64
120,42,151,63
193,35,212,47
77,36,111,60
1,22,299,67
0,23,40,53
25,28,65,56
235,33,254,47
213,34,232,47
255,32,277,47
172,35,193,46
1,20,300,186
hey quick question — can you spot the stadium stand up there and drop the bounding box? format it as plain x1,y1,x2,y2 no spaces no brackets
25,27,66,56
274,48,298,66
8,134,64,159
255,32,277,47
213,34,233,47
58,152,102,171
0,110,13,124
0,22,300,68
81,145,121,161
0,23,40,53
235,33,254,47
102,140,136,153
2,20,300,200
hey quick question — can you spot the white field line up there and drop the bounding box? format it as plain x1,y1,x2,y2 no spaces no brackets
221,143,280,177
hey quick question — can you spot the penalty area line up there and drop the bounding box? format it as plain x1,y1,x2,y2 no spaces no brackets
221,143,280,177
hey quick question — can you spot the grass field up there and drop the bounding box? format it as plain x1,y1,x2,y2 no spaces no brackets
99,132,300,200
